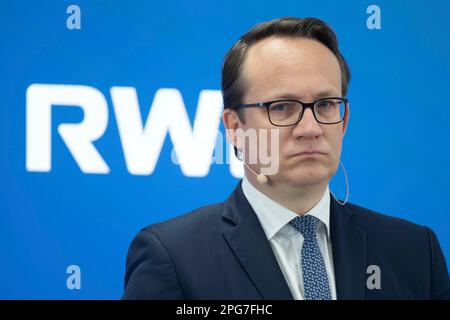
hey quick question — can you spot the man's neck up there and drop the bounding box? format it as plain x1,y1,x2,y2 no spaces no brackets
244,171,328,216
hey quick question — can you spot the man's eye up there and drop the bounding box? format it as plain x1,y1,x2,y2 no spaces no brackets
270,103,290,112
317,100,335,108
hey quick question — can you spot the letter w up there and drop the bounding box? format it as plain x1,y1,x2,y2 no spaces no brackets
110,88,222,176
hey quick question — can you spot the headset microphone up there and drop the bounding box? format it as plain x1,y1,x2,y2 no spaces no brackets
243,161,269,185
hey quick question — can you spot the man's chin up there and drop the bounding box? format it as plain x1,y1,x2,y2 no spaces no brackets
278,167,329,187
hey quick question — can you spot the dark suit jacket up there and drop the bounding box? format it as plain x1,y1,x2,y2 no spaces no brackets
123,180,450,299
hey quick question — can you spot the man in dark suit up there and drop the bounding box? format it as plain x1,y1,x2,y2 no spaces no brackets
123,17,450,299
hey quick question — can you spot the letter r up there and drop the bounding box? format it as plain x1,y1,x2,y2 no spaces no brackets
26,84,109,173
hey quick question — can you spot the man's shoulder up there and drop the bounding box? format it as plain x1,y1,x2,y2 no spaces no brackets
343,201,429,241
140,202,226,243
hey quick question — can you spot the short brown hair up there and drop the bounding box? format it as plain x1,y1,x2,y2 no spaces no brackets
221,16,351,116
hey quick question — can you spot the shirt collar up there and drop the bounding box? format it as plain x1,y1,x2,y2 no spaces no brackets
241,175,331,240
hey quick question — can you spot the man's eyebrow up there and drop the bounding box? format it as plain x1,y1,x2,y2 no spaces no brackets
267,89,341,101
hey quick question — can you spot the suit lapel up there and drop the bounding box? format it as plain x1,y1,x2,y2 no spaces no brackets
330,195,368,299
222,181,294,300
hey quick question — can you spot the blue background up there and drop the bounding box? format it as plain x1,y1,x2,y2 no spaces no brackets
0,0,449,299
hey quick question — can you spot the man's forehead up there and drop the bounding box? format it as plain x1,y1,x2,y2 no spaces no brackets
244,36,338,69
259,88,341,102
241,37,342,101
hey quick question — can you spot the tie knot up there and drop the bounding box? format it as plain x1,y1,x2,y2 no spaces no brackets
289,215,319,239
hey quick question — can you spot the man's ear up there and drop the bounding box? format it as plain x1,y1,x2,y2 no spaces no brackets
342,102,350,136
222,109,243,149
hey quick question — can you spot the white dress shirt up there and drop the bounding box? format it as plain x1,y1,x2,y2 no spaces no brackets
241,175,337,300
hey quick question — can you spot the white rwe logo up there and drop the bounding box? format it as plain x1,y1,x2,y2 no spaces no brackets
26,83,244,177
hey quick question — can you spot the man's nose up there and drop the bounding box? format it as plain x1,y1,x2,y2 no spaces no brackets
292,108,323,138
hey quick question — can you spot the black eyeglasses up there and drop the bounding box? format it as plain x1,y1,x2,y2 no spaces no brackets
226,97,348,127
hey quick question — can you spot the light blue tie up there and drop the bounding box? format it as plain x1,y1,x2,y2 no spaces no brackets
290,215,332,300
